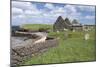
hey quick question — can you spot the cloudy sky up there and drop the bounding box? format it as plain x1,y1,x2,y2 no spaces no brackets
12,1,95,25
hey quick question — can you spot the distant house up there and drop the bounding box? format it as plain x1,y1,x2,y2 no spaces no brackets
11,26,30,36
71,25,83,31
83,24,95,31
12,26,20,32
71,19,83,31
84,24,95,29
12,26,29,32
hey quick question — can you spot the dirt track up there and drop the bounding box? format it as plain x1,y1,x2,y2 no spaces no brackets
12,32,48,48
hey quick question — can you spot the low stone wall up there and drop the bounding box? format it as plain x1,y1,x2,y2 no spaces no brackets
11,38,58,67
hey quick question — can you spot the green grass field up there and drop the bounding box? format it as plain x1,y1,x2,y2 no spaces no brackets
21,24,96,65
22,24,53,31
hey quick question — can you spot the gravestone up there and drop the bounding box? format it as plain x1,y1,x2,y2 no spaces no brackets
84,33,90,40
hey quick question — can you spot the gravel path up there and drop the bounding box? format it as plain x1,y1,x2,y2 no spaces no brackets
11,32,48,48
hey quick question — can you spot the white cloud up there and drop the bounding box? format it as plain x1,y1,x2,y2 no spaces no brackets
12,1,35,10
64,5,77,13
12,1,81,25
51,7,65,14
12,1,44,24
12,1,95,25
12,14,26,25
44,3,54,9
42,6,67,20
12,7,23,15
85,15,95,19
77,6,95,12
12,1,43,16
63,5,81,20
24,10,42,16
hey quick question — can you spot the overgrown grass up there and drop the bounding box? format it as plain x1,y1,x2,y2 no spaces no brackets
21,24,96,65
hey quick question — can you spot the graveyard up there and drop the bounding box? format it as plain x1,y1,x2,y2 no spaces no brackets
20,23,96,65
11,1,96,66
11,16,96,66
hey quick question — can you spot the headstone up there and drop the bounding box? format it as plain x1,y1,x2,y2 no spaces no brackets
84,33,89,40
73,29,75,32
57,31,59,33
64,28,68,31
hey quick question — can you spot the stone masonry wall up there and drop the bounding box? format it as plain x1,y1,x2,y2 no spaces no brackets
11,38,58,67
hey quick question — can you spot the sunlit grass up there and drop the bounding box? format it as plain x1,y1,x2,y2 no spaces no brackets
21,24,96,65
22,24,53,31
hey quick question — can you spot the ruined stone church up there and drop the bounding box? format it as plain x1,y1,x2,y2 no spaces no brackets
53,16,83,32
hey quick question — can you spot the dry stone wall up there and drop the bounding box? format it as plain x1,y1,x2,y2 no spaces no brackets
11,37,58,67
